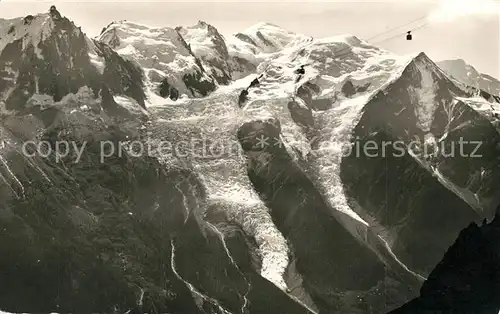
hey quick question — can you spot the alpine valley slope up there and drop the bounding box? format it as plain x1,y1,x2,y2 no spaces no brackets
1,6,500,314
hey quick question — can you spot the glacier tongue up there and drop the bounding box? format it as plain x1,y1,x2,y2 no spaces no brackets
149,92,291,291
241,35,416,228
144,34,421,292
311,94,373,226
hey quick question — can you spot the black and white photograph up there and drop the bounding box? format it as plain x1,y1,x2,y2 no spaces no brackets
0,0,499,313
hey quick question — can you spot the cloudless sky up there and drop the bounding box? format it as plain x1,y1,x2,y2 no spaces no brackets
1,0,499,78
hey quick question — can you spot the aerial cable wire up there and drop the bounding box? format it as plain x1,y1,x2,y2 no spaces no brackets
329,18,431,60
364,15,429,42
288,17,432,95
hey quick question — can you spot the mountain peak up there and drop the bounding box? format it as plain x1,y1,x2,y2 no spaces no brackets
415,51,432,61
49,5,62,20
196,20,209,27
180,20,221,37
245,22,285,31
97,18,217,101
438,58,475,71
234,22,304,53
437,58,500,95
444,58,468,65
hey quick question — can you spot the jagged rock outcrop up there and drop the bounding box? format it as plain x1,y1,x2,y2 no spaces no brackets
176,21,232,85
177,21,257,84
249,78,260,88
391,208,500,314
92,40,146,108
287,100,314,129
0,8,146,115
158,78,179,101
0,10,100,111
296,81,334,111
238,89,248,107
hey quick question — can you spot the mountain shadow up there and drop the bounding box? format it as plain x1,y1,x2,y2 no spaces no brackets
389,206,500,314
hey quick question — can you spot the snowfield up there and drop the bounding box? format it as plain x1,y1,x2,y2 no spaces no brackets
141,24,421,289
98,20,214,100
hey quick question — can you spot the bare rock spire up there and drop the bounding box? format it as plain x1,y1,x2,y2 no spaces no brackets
49,5,62,20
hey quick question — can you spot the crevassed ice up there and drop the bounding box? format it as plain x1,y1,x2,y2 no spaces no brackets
149,93,291,291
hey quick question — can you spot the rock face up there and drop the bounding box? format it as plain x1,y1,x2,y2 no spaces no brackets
238,89,248,107
391,208,500,314
92,40,146,108
340,53,488,275
2,7,500,314
177,21,255,85
296,81,335,111
0,8,146,115
177,21,233,85
287,100,314,129
0,12,100,111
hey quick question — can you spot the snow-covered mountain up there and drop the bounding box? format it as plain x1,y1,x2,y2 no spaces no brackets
234,22,308,54
98,20,217,101
176,21,255,85
438,59,500,96
1,6,500,314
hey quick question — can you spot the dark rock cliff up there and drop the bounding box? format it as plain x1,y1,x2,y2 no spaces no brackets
390,208,500,314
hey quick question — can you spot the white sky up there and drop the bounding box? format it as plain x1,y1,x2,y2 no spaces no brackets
0,0,499,78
